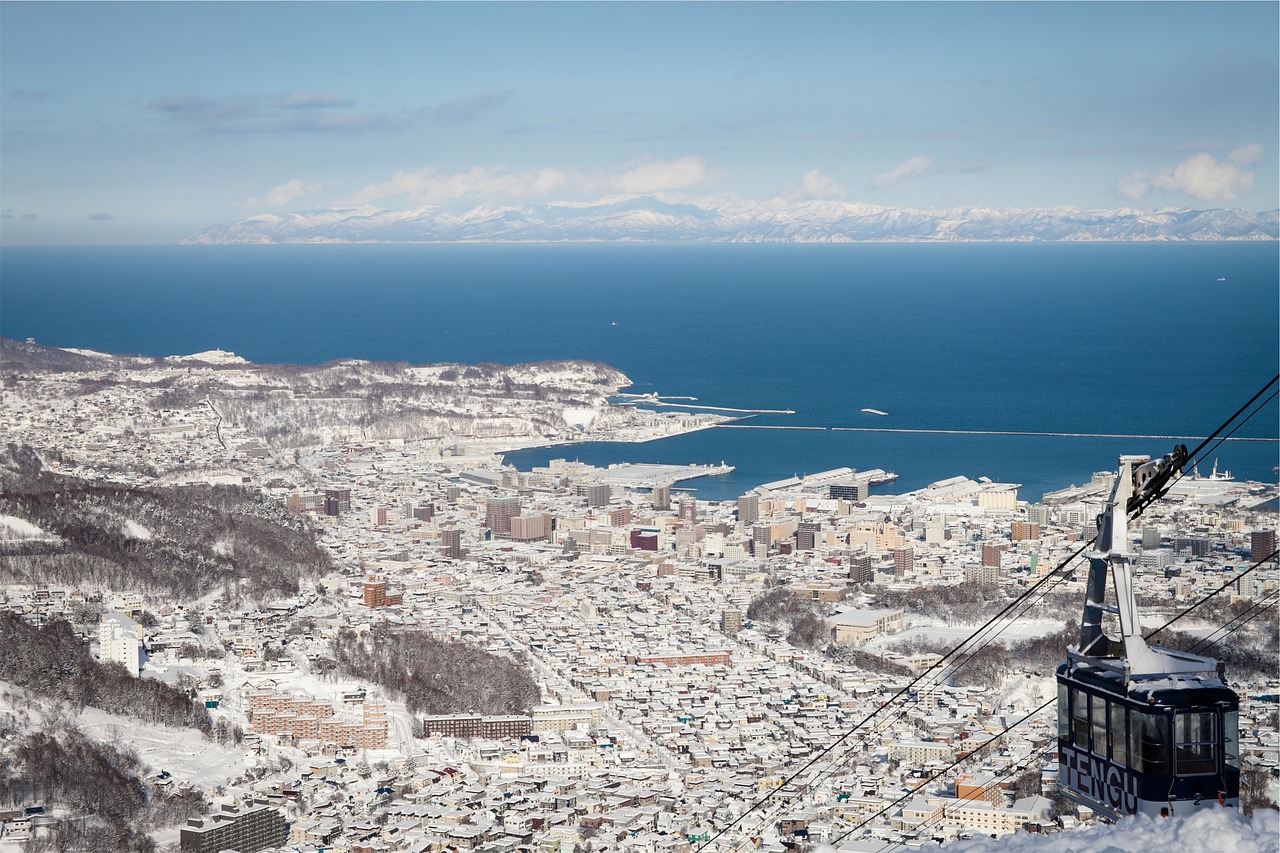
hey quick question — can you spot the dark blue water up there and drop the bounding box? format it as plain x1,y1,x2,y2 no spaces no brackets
3,242,1276,500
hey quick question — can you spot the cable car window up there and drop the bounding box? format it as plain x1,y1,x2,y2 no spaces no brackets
1071,689,1090,749
1058,682,1069,740
1109,702,1128,766
1223,710,1239,769
1091,696,1108,757
1132,711,1168,774
1175,712,1216,775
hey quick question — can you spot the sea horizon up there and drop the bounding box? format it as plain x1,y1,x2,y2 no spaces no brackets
3,241,1276,501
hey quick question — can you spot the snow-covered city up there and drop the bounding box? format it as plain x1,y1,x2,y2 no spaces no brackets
0,339,1275,853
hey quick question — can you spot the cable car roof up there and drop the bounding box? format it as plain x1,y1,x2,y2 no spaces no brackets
1058,660,1236,706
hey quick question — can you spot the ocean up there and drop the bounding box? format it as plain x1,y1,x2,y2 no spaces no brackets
2,242,1277,501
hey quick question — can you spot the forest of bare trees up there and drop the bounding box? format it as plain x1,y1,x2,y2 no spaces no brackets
0,612,212,731
0,464,331,601
746,586,835,649
328,629,541,718
0,727,155,852
0,721,206,853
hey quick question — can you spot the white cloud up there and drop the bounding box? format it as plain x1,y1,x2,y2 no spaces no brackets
1227,144,1263,165
871,155,934,189
1115,146,1261,203
265,178,325,207
1115,171,1152,202
781,168,848,200
1152,152,1254,201
345,165,573,206
608,156,707,194
343,157,708,207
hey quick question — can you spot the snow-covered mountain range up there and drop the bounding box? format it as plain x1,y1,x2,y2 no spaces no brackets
183,195,1279,244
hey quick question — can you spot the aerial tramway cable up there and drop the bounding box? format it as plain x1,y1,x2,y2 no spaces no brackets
866,741,1056,853
1144,550,1278,641
860,563,1279,847
694,537,1094,851
826,697,1058,850
1190,592,1279,657
696,376,1278,850
874,561,1279,849
1180,376,1278,468
861,570,1276,851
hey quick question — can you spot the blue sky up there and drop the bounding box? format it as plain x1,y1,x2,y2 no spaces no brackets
2,1,1276,244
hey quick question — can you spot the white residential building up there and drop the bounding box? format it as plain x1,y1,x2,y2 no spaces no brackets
97,612,144,677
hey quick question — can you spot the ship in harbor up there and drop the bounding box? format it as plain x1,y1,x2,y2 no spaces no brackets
860,407,889,416
1191,458,1234,481
860,468,899,486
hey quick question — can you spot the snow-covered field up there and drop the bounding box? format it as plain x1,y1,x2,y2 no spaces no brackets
77,706,248,789
0,680,251,793
0,515,46,539
864,619,1064,652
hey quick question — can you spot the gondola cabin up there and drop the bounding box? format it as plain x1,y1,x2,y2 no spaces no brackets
1056,450,1240,818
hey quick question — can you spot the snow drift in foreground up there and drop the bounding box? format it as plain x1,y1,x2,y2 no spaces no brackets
944,808,1276,853
813,809,1277,853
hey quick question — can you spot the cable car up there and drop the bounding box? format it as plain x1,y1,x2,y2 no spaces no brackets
1056,447,1240,818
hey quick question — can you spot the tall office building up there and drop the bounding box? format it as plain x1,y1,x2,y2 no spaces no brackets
1237,570,1260,600
485,496,522,536
1175,537,1211,557
737,493,760,525
1250,529,1276,562
850,553,874,584
680,496,697,524
362,576,402,608
721,609,744,634
324,487,351,517
440,527,463,559
1025,504,1051,525
893,546,915,576
651,484,671,511
982,542,1007,568
585,483,612,508
796,521,822,551
1010,521,1039,541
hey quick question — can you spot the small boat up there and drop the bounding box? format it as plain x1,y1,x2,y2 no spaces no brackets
860,408,888,416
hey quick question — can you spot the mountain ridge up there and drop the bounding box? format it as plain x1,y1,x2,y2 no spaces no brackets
184,196,1280,244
